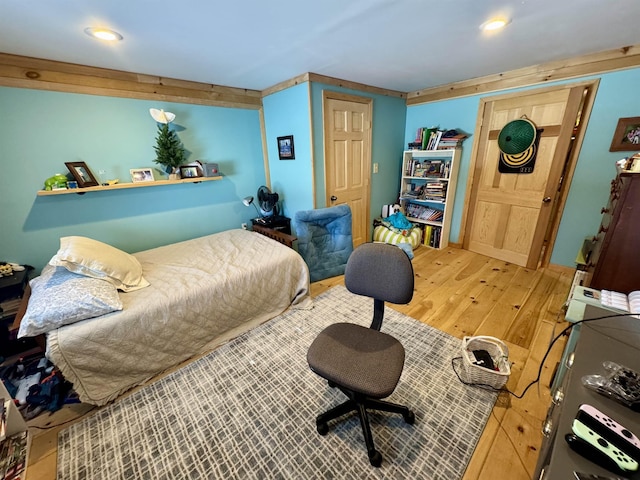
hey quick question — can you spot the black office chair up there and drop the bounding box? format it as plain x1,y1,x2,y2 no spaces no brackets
306,242,415,467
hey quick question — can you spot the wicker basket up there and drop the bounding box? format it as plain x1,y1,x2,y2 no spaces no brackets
461,336,511,389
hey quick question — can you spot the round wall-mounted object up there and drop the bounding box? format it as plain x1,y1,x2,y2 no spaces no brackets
498,118,537,155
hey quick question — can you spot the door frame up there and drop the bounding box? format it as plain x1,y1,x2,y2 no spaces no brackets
460,79,600,268
322,90,373,242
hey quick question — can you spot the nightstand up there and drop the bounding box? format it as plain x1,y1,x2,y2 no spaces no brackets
251,215,292,235
0,268,39,361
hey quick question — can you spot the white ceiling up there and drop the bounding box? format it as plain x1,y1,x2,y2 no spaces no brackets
2,0,640,93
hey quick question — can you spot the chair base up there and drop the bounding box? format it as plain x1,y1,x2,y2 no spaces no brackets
315,387,415,467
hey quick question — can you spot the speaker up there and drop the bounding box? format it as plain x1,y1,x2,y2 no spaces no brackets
201,163,220,177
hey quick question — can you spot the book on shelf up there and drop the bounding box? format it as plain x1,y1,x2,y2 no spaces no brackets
422,224,441,247
423,225,432,246
0,398,6,442
600,290,640,318
0,430,28,480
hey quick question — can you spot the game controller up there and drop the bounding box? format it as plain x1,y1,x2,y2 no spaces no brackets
566,419,638,474
577,404,640,461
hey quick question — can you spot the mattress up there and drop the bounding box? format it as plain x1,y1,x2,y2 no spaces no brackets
46,229,311,405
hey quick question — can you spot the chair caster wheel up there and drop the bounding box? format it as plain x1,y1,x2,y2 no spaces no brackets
316,422,329,435
368,450,382,467
403,410,415,425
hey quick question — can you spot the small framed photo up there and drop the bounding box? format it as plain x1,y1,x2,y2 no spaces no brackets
179,165,201,179
277,135,295,160
65,162,99,188
130,168,154,183
610,117,640,151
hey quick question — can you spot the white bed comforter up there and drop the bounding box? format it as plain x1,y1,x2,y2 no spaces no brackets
46,229,311,405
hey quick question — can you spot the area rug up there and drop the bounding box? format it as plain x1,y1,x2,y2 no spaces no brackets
57,285,497,479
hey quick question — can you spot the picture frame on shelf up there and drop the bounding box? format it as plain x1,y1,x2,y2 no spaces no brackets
277,135,295,160
610,116,640,151
130,168,154,183
179,165,201,179
65,162,99,188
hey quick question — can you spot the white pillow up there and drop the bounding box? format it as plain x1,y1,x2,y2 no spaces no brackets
49,236,149,292
18,265,123,338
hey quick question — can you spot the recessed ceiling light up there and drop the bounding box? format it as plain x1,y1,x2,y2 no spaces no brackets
84,27,123,42
480,18,510,32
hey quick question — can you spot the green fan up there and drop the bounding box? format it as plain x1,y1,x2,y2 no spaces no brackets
498,118,537,155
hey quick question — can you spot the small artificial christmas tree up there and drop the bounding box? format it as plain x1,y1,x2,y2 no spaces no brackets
149,108,186,175
153,123,186,173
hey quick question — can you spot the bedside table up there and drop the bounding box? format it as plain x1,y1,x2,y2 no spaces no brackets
251,215,292,235
0,268,40,361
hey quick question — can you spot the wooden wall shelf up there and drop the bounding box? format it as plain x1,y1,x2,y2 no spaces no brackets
37,176,222,196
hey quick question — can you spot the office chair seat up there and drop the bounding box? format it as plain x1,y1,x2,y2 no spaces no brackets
308,322,404,398
306,242,415,468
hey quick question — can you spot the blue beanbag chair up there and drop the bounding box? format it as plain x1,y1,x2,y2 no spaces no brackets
294,205,354,282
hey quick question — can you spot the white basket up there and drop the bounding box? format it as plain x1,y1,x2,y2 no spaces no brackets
461,336,511,389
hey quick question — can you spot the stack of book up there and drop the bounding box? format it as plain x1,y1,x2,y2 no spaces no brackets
423,182,445,201
437,133,468,150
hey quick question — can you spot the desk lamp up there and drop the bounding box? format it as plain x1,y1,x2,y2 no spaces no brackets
243,196,262,218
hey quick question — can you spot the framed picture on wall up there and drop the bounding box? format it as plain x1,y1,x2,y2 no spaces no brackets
65,162,99,187
610,116,640,151
277,135,295,160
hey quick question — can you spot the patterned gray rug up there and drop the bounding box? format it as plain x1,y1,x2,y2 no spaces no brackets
57,285,497,479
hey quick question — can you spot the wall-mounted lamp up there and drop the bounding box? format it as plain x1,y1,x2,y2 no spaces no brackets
243,196,262,217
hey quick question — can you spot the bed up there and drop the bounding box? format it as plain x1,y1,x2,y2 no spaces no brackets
18,229,310,405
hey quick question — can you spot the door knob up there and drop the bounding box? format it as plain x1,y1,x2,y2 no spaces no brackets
542,196,551,203
330,195,337,201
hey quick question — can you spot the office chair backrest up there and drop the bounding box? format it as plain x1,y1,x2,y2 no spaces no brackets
345,243,414,305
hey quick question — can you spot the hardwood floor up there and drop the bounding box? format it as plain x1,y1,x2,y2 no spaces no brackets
25,246,573,479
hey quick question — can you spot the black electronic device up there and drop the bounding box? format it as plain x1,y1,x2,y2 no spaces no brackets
256,185,280,217
472,349,496,371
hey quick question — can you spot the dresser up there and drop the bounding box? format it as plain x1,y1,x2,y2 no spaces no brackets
586,171,640,294
534,304,640,479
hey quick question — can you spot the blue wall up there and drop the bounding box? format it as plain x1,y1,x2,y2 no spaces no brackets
309,83,406,223
263,81,406,236
262,83,315,216
0,87,265,271
405,67,640,267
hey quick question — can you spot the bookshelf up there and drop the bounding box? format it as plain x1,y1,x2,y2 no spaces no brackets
399,149,461,249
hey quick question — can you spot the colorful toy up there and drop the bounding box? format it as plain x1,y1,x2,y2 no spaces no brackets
44,173,69,191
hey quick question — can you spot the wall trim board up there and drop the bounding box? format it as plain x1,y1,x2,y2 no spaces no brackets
0,52,263,109
307,73,406,98
262,72,406,99
407,44,640,105
259,107,271,189
261,73,311,98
